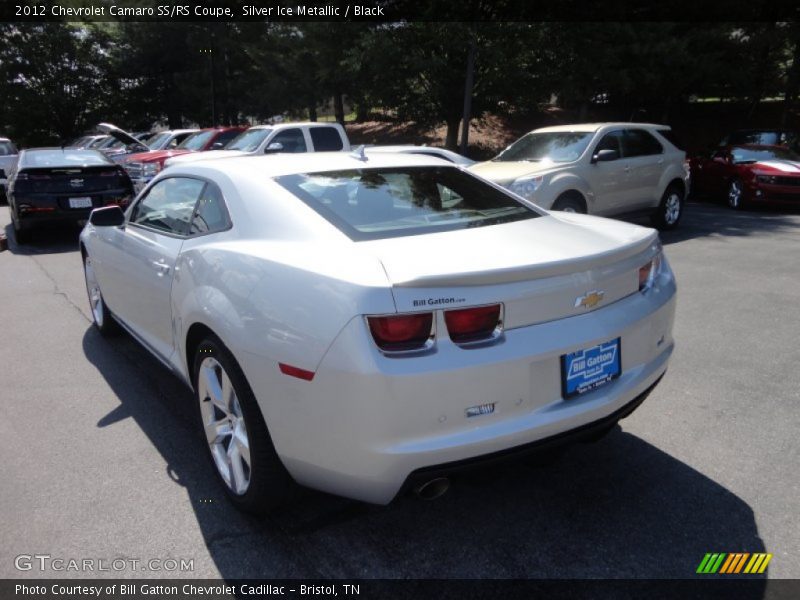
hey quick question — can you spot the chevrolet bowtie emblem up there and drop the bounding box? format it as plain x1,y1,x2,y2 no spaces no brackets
575,290,605,309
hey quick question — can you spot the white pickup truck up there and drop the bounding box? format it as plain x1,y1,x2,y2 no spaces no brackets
0,137,19,199
164,122,350,168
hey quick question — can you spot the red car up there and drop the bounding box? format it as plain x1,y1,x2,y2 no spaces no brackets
690,144,800,209
121,126,246,192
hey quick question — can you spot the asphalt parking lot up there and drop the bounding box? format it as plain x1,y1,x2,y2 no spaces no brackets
0,200,798,581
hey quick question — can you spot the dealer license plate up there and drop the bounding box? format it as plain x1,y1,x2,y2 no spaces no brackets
561,338,621,399
69,197,93,209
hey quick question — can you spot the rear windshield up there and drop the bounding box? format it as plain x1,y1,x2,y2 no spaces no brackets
0,141,17,155
20,150,112,168
275,166,539,241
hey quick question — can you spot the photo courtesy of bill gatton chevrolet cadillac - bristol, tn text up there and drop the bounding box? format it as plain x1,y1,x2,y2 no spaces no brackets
79,149,675,513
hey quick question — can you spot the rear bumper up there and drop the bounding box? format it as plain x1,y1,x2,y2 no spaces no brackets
401,373,662,496
240,270,677,505
14,191,130,228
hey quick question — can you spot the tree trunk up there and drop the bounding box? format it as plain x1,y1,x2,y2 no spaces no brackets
355,102,369,122
333,91,345,124
308,101,317,122
445,116,460,150
782,26,800,127
459,35,477,156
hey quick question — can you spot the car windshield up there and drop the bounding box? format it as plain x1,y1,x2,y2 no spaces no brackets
275,166,539,241
20,149,111,168
178,130,215,151
0,141,17,155
145,132,171,149
731,146,800,164
494,131,594,163
226,128,272,151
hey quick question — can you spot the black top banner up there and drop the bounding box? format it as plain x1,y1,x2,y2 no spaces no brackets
2,0,800,23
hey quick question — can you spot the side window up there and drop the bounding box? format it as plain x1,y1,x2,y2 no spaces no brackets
309,127,344,151
168,133,193,149
268,128,307,153
130,177,205,235
211,129,240,149
190,182,231,235
595,131,623,157
623,129,663,157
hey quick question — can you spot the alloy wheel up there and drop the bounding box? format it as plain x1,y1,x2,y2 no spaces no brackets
728,181,742,209
83,257,105,327
197,357,251,495
664,192,682,225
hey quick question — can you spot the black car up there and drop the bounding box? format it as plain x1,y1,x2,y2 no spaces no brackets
8,148,133,244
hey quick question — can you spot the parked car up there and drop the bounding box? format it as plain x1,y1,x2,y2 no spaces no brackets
68,135,108,149
365,145,475,166
469,123,689,230
163,122,350,168
718,129,800,152
120,126,246,192
8,148,133,244
0,136,19,200
689,144,800,209
80,151,675,513
140,129,199,151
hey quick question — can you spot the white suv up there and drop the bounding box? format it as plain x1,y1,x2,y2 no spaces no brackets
470,123,689,229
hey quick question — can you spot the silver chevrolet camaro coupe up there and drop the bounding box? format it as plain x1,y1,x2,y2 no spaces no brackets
80,151,676,513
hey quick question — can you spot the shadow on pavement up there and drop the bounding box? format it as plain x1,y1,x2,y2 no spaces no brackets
623,201,800,246
83,326,767,590
3,222,82,255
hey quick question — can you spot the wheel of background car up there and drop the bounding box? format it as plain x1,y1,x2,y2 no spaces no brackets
83,254,119,336
193,335,292,514
652,184,684,230
727,179,743,210
551,192,586,214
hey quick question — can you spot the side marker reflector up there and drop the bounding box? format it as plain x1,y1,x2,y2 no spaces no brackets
279,363,315,381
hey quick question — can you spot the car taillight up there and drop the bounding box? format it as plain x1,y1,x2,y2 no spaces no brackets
367,313,433,352
638,254,662,292
445,304,502,344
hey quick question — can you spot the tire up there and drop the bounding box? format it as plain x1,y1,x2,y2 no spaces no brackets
12,219,31,244
193,335,292,514
727,179,744,210
551,193,586,214
651,184,684,230
83,254,119,336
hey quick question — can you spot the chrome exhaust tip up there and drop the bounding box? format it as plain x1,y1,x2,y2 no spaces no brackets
414,477,450,500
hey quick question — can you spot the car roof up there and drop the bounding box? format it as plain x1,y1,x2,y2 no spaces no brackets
532,122,670,133
170,150,450,180
248,121,343,131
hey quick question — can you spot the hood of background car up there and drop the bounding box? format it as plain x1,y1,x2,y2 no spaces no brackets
97,122,149,150
748,159,800,175
469,160,564,184
121,149,192,164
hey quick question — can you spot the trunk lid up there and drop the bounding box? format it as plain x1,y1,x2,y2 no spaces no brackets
360,214,659,328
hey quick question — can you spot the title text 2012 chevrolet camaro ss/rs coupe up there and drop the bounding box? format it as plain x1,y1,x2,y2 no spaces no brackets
80,151,676,513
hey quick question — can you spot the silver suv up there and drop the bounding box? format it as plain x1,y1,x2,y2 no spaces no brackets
470,123,689,230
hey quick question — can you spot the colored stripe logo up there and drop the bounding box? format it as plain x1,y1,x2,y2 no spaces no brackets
697,553,772,574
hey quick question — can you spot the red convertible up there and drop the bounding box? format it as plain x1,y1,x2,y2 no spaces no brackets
690,144,800,209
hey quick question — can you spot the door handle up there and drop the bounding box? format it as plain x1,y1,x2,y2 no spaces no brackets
151,260,170,275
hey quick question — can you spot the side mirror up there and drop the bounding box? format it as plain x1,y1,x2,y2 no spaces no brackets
89,205,125,227
264,142,284,153
592,149,619,163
